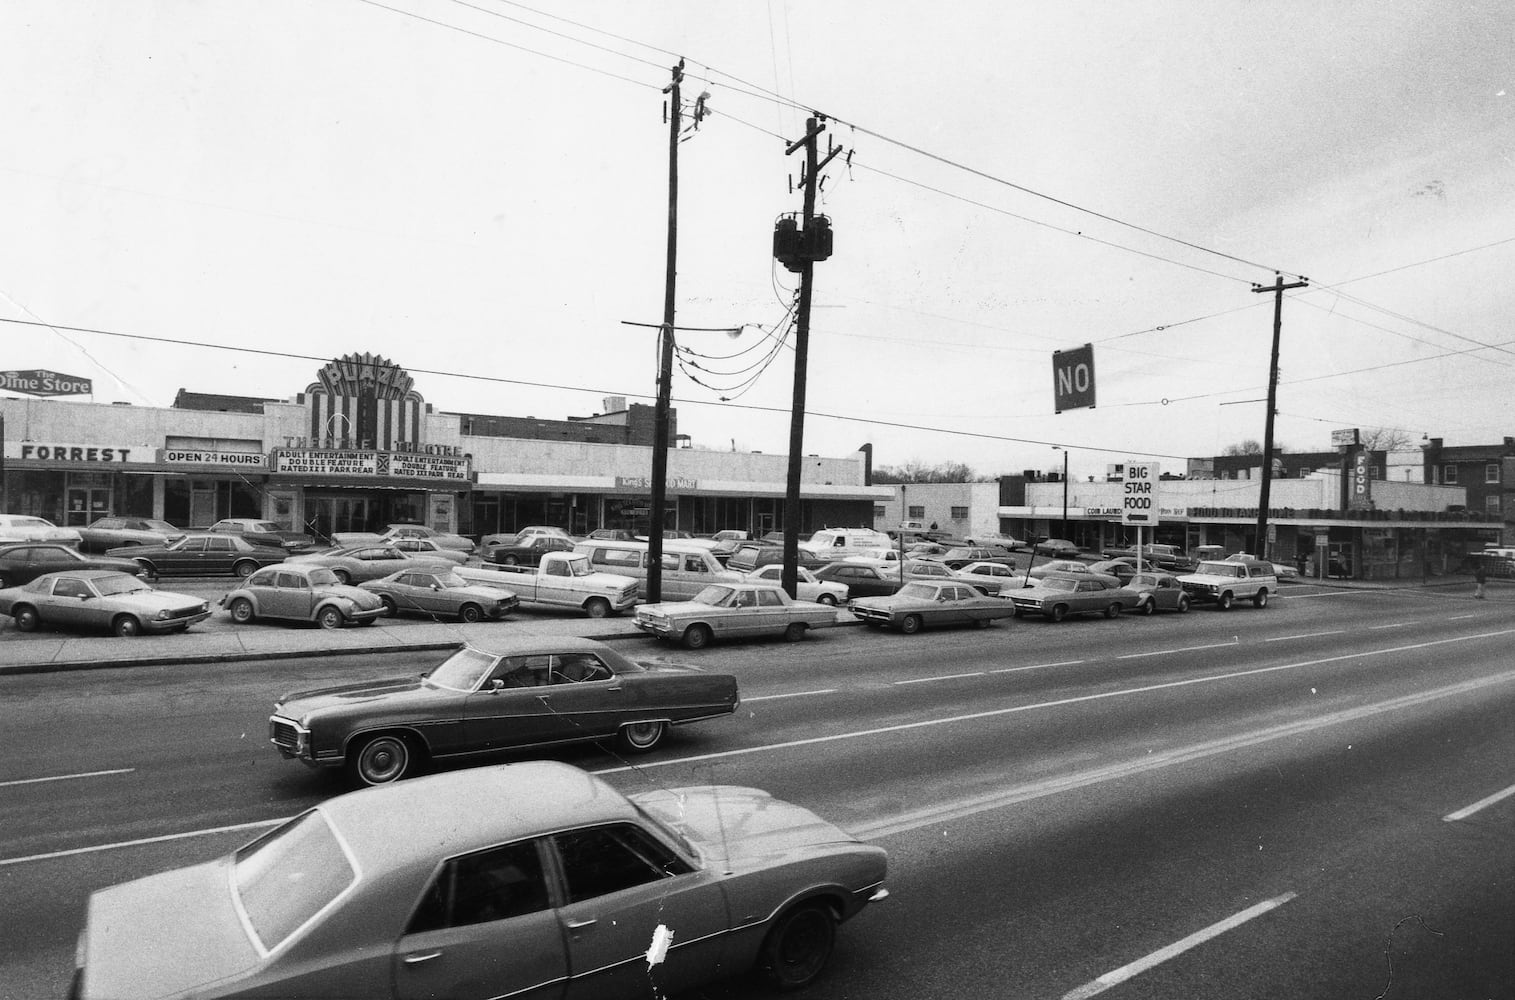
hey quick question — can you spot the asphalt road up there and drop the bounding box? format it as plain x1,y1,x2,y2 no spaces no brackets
2,584,1512,999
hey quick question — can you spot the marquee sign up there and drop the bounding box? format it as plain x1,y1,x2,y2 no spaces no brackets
1,369,94,396
272,448,469,481
163,449,267,468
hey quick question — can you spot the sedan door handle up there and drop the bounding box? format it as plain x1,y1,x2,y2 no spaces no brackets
403,951,443,965
564,918,597,931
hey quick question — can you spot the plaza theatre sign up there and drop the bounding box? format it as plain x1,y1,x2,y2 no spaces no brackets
275,353,469,481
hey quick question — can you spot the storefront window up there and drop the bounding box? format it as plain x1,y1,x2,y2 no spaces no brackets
4,471,66,523
117,474,155,518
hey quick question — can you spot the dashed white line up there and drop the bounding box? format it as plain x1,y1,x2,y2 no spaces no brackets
895,672,984,686
0,768,134,789
990,659,1084,674
742,689,837,703
1265,630,1345,642
1444,782,1515,822
1117,641,1237,660
1369,622,1414,630
1449,614,1477,620
1061,892,1299,999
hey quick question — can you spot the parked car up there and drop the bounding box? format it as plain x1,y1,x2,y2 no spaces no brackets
0,542,146,588
70,761,886,999
491,533,578,566
285,544,453,584
221,564,387,629
387,536,469,564
74,516,185,554
361,568,518,622
1087,558,1139,584
1126,572,1192,614
206,518,319,552
1178,559,1278,609
457,552,640,618
964,531,1024,551
635,582,838,649
1027,559,1119,587
743,563,849,605
0,570,211,636
1104,543,1192,572
0,514,81,547
725,543,826,575
1225,551,1299,581
956,560,1025,589
269,637,739,783
107,533,287,578
928,546,1016,570
480,525,571,560
812,560,901,599
1008,574,1134,622
709,528,750,561
1032,538,1081,558
849,580,1018,634
379,522,476,553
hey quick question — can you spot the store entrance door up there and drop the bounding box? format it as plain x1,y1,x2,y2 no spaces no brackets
308,496,369,542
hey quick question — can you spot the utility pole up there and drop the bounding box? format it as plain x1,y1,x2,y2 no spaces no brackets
1251,272,1308,559
777,116,839,598
647,59,683,603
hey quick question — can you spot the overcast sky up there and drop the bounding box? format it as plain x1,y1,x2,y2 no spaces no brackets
4,1,1513,481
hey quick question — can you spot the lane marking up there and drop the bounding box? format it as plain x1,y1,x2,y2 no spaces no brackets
1444,782,1515,822
895,672,984,686
0,818,284,869
743,689,837,703
1265,630,1345,642
1117,641,1237,661
1449,614,1477,620
1284,590,1382,599
1369,622,1414,630
1060,892,1298,999
0,768,134,789
990,659,1084,674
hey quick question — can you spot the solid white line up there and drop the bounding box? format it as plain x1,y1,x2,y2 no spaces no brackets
895,672,984,686
742,689,837,703
1117,641,1237,660
1284,590,1379,599
1444,782,1515,822
1060,892,1298,999
1449,614,1477,620
0,818,285,869
1369,622,1413,630
0,768,134,789
1265,630,1345,642
989,659,1084,674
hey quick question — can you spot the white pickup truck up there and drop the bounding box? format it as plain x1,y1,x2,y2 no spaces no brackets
458,552,640,618
1177,559,1277,609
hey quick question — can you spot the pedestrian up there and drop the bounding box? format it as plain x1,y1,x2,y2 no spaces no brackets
1473,559,1487,600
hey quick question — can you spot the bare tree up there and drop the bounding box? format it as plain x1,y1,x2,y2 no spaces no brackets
1222,440,1264,456
1359,427,1415,451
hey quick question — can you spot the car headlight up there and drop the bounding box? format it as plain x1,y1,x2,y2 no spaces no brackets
156,609,171,620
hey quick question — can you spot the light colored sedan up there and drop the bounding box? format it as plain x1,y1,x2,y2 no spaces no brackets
360,568,518,622
71,761,887,999
0,570,210,637
743,563,849,605
635,582,838,649
1008,574,1135,621
286,544,453,584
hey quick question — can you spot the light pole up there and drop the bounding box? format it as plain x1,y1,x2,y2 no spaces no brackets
1053,446,1069,542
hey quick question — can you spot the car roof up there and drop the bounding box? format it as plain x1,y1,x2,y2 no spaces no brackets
33,569,132,580
321,761,634,867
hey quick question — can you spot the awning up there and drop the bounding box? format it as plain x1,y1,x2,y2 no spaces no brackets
475,472,892,502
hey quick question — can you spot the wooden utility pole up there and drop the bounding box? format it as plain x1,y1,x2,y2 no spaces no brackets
648,59,683,602
780,116,840,598
1251,272,1308,558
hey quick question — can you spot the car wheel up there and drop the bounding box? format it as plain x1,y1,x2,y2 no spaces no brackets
14,605,40,632
1140,598,1156,616
135,560,158,579
784,622,808,642
0,573,8,589
459,603,483,624
333,570,351,585
1104,603,1121,619
317,606,345,630
682,623,713,650
228,598,256,624
584,597,611,619
1253,588,1269,608
1048,604,1068,622
232,560,258,579
503,555,519,566
348,734,413,786
112,615,142,638
617,721,666,753
899,614,923,635
1217,591,1234,610
817,593,837,606
1177,595,1190,613
759,902,837,990
974,617,993,629
379,595,398,617
1011,608,1024,619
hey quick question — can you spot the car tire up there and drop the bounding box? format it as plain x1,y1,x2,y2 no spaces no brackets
1104,603,1121,619
379,595,398,617
1140,598,1156,616
135,560,158,579
974,617,993,629
1048,604,1069,622
503,555,519,566
899,614,923,635
617,721,666,754
1177,595,1190,613
584,597,611,619
1253,588,1269,608
0,573,8,589
14,605,40,632
817,593,837,606
316,606,345,630
784,622,808,643
333,570,351,585
348,733,414,786
682,623,713,650
459,603,483,624
759,902,837,990
1217,591,1234,610
228,598,256,624
232,560,258,579
112,615,142,638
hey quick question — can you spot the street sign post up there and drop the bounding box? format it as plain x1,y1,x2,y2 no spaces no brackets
1122,461,1160,526
1052,344,1095,413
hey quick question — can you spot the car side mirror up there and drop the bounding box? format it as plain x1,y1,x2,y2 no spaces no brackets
79,594,92,601
431,584,442,591
489,678,505,692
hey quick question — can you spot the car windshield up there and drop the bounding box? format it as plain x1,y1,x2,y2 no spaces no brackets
898,582,937,599
1198,561,1244,578
307,568,342,587
433,572,469,588
249,522,282,532
233,810,357,953
563,556,593,577
691,585,736,607
93,576,151,597
426,646,498,691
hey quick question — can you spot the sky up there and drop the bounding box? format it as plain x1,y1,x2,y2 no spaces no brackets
3,0,1513,483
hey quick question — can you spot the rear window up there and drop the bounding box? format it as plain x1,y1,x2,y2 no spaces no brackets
234,811,357,953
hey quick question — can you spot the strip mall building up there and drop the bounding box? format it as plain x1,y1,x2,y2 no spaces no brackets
1,354,890,540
